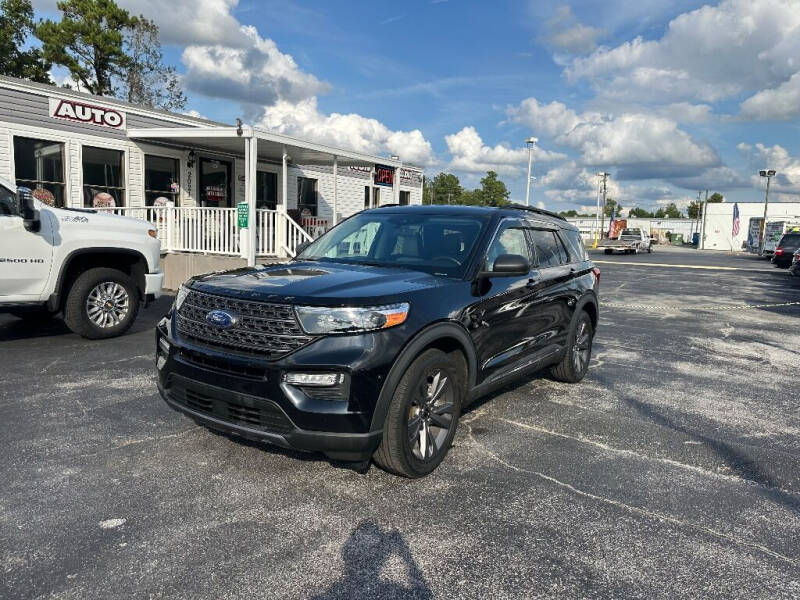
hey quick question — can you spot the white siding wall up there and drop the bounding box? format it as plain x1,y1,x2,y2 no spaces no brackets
1,119,424,221
702,202,800,251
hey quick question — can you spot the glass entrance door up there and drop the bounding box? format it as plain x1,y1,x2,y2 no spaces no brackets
199,158,232,207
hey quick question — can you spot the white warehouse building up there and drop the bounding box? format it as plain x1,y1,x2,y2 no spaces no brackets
0,76,423,262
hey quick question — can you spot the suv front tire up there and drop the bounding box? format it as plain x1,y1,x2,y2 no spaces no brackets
375,348,465,478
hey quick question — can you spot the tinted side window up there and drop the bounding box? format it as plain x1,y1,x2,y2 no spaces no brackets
560,229,588,262
0,186,18,217
530,229,568,267
486,222,532,271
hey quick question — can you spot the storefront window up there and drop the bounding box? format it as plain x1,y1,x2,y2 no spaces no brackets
372,187,380,207
297,177,317,216
144,155,179,206
83,146,125,207
257,171,277,209
13,137,65,208
199,158,232,207
399,191,410,205
364,186,370,209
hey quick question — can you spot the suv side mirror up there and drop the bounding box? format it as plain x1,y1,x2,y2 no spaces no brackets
481,254,530,277
19,191,41,233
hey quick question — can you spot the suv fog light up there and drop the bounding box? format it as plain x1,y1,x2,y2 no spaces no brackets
156,355,167,370
158,337,170,355
284,372,344,387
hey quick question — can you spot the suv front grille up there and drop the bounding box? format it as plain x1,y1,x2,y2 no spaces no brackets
167,375,294,434
176,289,313,358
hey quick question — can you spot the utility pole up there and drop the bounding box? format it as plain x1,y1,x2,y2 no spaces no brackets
695,190,702,239
598,172,609,238
699,189,709,250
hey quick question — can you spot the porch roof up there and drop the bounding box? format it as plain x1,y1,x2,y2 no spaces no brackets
126,126,401,168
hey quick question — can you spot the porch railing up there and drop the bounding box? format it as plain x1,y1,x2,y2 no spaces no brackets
94,206,316,257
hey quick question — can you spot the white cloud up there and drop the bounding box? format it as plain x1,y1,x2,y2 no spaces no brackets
740,72,800,121
741,143,800,195
444,126,565,175
564,0,800,104
545,6,605,55
181,26,329,106
258,97,435,166
506,98,719,176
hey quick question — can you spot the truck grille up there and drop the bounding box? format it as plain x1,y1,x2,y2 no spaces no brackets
176,289,313,358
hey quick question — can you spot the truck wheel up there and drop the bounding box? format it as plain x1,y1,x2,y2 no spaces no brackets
63,268,140,339
374,348,464,478
647,245,653,253
550,311,594,383
604,249,613,255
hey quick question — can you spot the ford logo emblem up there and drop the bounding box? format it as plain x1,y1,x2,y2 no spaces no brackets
205,310,237,328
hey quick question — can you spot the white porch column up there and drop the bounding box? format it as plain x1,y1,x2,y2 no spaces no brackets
332,155,338,225
247,136,257,265
279,146,289,257
393,164,401,204
241,136,251,261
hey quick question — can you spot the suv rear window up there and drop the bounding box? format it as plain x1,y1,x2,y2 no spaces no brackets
559,229,588,262
779,233,800,246
529,229,568,267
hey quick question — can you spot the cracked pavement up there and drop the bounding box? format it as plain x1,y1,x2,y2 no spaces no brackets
1,246,799,599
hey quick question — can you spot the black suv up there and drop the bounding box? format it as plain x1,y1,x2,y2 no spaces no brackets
772,232,800,268
156,205,599,477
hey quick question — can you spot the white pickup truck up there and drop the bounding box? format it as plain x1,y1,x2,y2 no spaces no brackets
0,177,163,338
598,227,653,255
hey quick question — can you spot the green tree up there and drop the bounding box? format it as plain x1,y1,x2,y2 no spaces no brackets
121,17,186,110
478,170,510,207
687,200,702,220
708,192,724,203
424,172,462,205
604,197,622,218
0,0,51,82
662,202,683,218
628,207,654,218
37,0,135,96
559,209,579,218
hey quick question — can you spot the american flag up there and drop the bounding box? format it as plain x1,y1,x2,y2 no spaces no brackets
732,203,740,236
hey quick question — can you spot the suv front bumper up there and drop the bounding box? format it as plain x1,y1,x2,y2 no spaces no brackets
155,315,404,462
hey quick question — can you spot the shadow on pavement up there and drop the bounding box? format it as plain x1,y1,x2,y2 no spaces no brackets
618,391,800,514
311,522,432,600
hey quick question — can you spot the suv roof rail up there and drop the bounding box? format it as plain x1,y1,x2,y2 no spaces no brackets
505,203,567,221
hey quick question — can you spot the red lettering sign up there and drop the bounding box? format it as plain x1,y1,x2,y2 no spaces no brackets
374,165,395,186
49,97,126,129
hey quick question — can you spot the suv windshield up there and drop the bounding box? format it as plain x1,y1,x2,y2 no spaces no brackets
295,211,489,278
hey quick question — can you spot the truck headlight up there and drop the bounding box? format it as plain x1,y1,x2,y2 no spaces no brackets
294,303,409,335
174,284,190,311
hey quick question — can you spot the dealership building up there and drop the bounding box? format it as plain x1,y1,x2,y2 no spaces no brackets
0,75,423,263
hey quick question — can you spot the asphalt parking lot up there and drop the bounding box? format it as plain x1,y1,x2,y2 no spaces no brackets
2,246,799,599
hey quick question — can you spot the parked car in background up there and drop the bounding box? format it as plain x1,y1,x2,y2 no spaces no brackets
772,232,800,268
0,178,164,338
789,249,800,277
156,204,600,478
762,221,800,258
597,228,653,255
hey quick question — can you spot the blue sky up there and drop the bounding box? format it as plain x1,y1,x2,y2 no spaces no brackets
36,0,800,213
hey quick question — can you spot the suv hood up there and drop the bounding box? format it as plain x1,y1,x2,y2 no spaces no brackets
189,261,460,305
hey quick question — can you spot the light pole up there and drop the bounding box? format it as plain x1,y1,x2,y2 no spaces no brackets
525,137,538,207
759,169,776,254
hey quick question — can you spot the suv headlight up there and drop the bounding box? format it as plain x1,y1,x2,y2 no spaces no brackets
295,303,410,335
174,284,191,311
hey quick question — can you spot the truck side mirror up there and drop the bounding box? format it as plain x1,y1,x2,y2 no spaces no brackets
19,191,41,232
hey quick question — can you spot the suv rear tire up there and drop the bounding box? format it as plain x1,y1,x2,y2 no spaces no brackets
374,348,464,478
550,311,594,383
63,268,139,339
